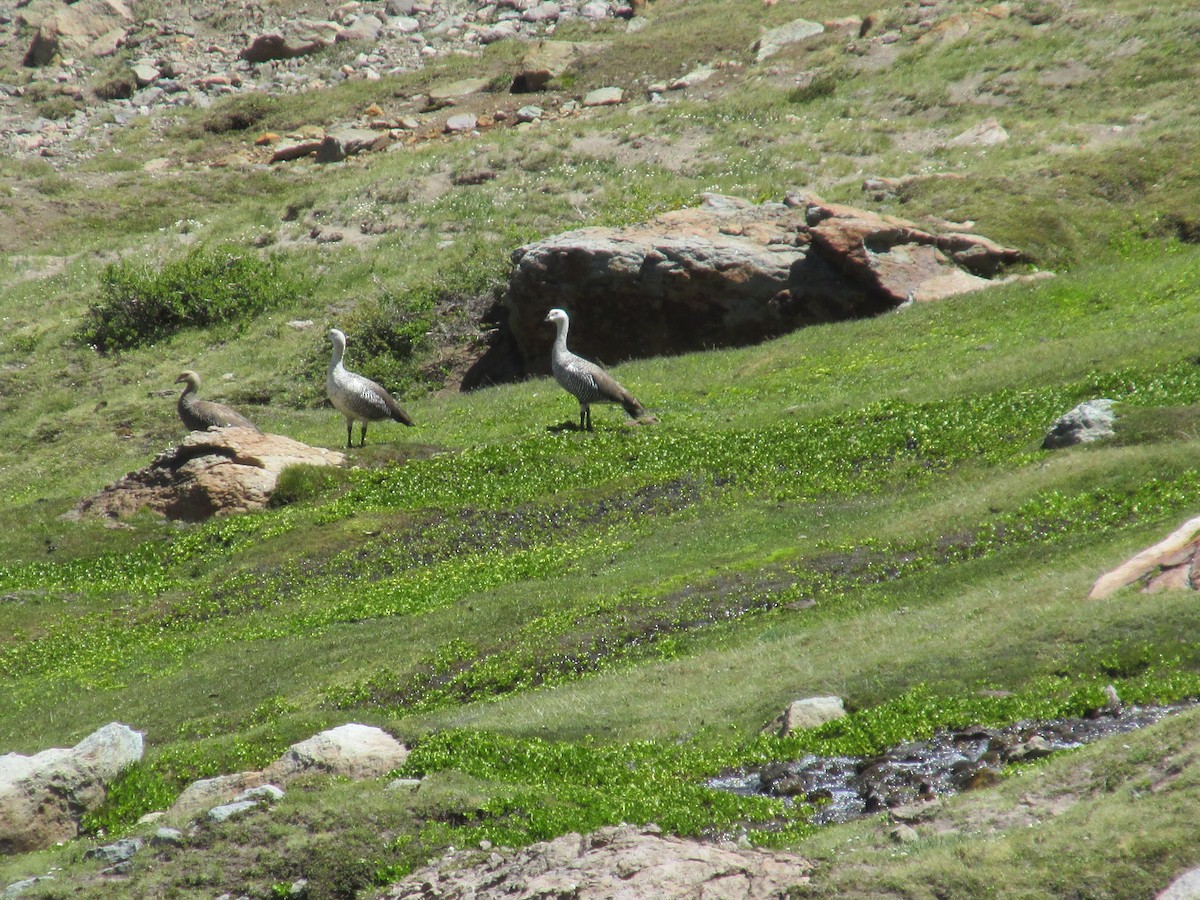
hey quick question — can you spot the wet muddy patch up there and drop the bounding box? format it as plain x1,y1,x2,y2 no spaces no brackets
711,701,1196,825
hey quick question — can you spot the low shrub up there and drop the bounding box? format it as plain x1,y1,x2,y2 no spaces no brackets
270,465,347,507
77,245,307,352
200,93,276,134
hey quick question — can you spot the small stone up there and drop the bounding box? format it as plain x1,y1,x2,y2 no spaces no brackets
235,784,284,804
151,827,185,847
1042,399,1116,449
444,113,478,132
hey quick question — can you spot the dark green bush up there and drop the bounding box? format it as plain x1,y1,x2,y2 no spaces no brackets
79,763,175,837
78,245,306,352
93,72,136,101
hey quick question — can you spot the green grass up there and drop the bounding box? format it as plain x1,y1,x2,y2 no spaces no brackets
4,0,1200,896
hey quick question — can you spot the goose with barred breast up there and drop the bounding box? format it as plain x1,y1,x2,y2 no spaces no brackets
544,308,647,431
175,370,260,432
326,327,414,447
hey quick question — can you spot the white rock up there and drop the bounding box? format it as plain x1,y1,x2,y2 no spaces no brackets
265,723,409,781
0,723,144,854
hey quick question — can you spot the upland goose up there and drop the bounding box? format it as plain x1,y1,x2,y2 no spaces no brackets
175,370,259,432
326,327,414,447
545,308,646,431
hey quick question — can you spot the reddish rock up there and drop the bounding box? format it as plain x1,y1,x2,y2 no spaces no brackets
1090,515,1200,599
71,429,344,522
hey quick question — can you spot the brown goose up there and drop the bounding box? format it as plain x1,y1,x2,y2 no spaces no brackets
175,371,259,432
545,308,646,431
326,328,414,447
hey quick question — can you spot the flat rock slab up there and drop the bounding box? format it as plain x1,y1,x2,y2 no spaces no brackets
382,823,814,899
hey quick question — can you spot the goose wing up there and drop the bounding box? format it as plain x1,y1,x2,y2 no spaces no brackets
335,370,414,426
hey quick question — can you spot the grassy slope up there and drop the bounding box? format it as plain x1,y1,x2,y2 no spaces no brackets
2,0,1200,897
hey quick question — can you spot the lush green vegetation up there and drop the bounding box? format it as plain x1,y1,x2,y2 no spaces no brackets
3,0,1200,897
77,245,308,351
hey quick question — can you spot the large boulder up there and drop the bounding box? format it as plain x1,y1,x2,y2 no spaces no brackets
382,823,814,899
464,192,1027,387
0,723,143,855
71,429,344,522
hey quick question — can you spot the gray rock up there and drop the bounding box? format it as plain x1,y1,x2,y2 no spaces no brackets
85,837,143,865
151,827,184,847
516,105,544,122
169,772,264,820
669,66,715,90
582,87,623,106
468,191,1027,387
478,21,520,43
207,800,260,823
386,778,422,792
444,113,478,133
754,18,824,62
391,16,422,34
235,784,285,804
337,14,383,43
1042,399,1116,449
131,63,160,86
949,117,1010,147
3,876,56,898
428,78,490,101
